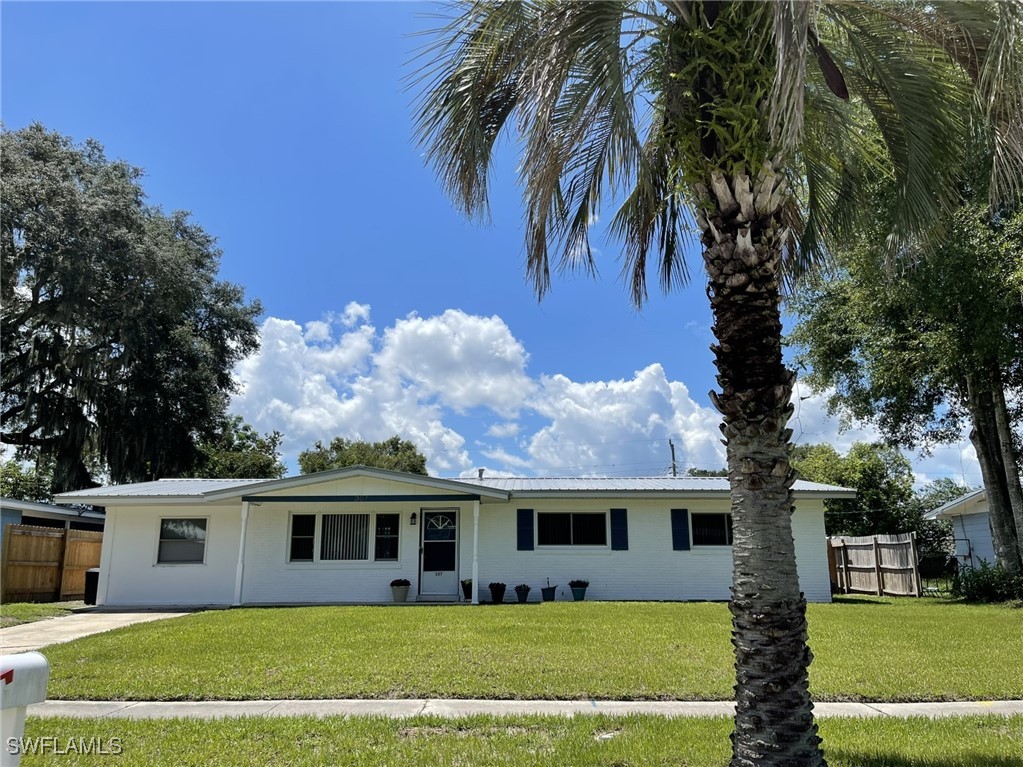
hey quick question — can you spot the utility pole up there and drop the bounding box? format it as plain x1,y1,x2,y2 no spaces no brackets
668,439,677,477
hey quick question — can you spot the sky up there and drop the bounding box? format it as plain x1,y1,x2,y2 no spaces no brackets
1,1,982,486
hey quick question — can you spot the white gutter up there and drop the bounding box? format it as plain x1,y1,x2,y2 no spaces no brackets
233,501,250,607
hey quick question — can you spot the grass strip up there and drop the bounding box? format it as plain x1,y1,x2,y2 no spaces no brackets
19,714,1023,767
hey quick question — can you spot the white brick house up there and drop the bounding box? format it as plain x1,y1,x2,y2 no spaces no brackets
56,466,853,606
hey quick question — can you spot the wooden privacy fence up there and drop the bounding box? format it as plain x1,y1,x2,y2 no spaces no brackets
1,524,103,603
828,532,922,597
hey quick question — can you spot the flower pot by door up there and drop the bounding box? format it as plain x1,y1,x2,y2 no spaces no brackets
461,581,472,601
571,586,587,601
391,585,410,603
541,586,556,602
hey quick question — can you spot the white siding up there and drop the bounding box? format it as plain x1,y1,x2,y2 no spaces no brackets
950,511,996,567
462,498,832,603
100,489,833,605
101,504,241,606
241,501,473,604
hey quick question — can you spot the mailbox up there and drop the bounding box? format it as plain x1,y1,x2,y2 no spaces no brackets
1,652,50,767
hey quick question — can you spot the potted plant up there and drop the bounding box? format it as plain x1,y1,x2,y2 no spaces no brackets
569,579,589,601
514,583,531,604
390,578,411,603
460,578,472,601
488,581,507,604
541,577,557,602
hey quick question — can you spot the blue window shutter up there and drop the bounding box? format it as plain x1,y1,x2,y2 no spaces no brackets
517,509,534,551
671,509,690,550
610,508,628,550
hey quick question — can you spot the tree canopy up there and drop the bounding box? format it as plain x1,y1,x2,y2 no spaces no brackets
298,436,428,476
183,416,286,480
789,148,1023,571
1,124,262,493
0,459,54,503
792,442,917,536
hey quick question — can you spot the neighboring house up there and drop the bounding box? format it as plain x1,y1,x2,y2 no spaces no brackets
924,488,994,568
0,496,105,546
55,466,854,607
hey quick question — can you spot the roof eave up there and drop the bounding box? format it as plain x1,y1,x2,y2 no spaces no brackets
201,465,510,502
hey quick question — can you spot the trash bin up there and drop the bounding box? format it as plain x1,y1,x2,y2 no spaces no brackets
84,568,100,605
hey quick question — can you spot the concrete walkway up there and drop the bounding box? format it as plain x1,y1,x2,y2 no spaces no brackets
28,698,1023,720
0,609,193,653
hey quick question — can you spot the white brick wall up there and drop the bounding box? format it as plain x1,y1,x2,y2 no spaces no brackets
100,491,833,605
466,498,831,603
101,504,241,606
240,501,469,604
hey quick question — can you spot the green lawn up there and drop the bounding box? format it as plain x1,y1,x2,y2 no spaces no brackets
20,715,1023,767
0,601,80,628
40,598,1022,702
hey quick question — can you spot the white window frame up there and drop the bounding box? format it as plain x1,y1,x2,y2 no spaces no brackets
285,511,402,566
155,516,209,566
535,511,610,549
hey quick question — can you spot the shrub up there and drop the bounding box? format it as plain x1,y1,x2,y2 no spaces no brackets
951,561,1023,602
390,578,411,588
569,579,589,588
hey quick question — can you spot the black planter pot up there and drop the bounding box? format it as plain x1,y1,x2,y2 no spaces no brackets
461,581,472,600
489,584,506,604
541,586,557,602
515,589,530,604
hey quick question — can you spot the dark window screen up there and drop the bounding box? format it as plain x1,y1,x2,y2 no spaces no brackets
289,514,316,562
537,512,606,546
537,513,571,546
374,513,400,560
692,513,733,546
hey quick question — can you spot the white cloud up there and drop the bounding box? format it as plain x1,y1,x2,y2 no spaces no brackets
374,309,534,417
340,301,371,327
486,422,520,438
524,364,725,475
231,305,976,488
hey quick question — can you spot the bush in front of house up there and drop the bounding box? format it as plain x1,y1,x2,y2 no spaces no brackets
950,561,1023,603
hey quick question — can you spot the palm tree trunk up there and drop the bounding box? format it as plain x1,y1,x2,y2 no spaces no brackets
699,165,825,767
966,371,1022,573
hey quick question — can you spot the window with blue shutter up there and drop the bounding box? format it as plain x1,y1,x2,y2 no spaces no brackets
517,509,534,550
671,509,690,550
610,508,628,550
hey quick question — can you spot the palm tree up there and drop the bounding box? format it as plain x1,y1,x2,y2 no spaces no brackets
412,3,1022,765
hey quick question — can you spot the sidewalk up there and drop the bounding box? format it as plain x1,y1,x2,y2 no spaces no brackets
28,698,1023,720
0,610,193,653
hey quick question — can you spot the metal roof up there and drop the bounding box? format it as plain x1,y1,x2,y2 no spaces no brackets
0,496,106,520
55,471,855,503
56,478,269,499
460,476,855,497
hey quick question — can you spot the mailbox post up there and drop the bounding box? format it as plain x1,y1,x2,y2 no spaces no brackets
1,653,50,767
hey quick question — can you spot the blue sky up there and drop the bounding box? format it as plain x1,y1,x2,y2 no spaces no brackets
1,1,980,485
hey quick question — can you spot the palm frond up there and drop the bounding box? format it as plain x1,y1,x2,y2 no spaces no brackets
514,1,648,296
769,0,813,154
410,1,535,219
821,4,969,249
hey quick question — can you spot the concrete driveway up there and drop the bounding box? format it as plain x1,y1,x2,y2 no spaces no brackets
1,609,193,653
